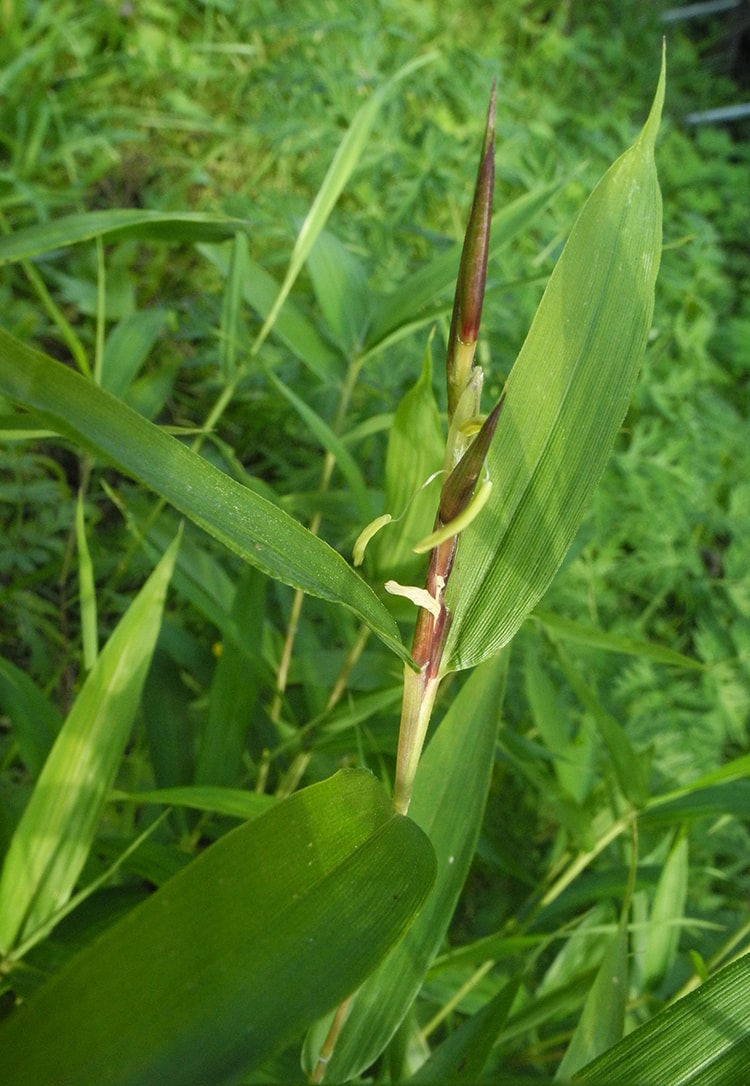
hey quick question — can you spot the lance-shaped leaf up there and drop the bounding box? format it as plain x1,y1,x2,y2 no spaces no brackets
0,330,411,665
446,82,496,419
0,770,436,1086
443,55,665,673
0,534,180,954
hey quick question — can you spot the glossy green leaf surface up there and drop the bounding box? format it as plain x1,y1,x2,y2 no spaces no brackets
0,770,436,1086
316,653,508,1081
575,953,750,1085
0,329,411,665
443,59,665,672
0,535,179,955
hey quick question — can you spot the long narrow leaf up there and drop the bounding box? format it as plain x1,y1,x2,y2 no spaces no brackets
0,330,411,665
254,53,437,351
264,366,373,519
0,770,436,1086
0,534,180,954
0,210,252,265
198,244,343,382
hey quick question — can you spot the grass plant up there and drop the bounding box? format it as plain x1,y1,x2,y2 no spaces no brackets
0,2,749,1083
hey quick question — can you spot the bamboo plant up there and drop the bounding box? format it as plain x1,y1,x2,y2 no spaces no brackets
1,45,748,1086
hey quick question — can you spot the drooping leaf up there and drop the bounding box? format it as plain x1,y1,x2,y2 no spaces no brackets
0,210,252,265
443,56,665,672
0,770,436,1086
0,329,411,665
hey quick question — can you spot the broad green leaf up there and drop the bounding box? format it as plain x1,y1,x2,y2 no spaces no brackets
0,534,180,954
443,58,665,672
0,329,411,665
314,652,508,1082
0,209,252,265
0,770,436,1086
574,953,750,1085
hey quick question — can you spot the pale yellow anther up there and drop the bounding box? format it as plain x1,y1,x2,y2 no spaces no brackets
384,580,441,619
352,514,393,567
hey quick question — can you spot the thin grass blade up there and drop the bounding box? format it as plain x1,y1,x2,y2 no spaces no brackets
0,533,180,954
254,53,437,352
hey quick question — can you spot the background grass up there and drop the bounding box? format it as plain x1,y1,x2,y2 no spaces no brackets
1,0,749,1078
